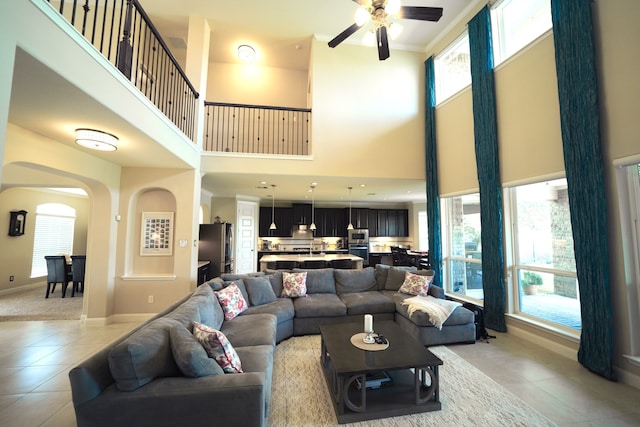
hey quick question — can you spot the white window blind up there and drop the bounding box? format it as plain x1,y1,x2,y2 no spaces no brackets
31,204,76,278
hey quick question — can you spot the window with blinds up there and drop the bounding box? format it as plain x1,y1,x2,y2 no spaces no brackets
31,203,76,278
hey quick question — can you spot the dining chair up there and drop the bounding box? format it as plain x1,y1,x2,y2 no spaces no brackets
44,255,72,298
70,255,86,297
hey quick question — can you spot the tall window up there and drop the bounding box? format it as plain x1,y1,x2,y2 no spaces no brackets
508,178,581,330
441,193,483,300
31,203,76,277
418,210,428,251
434,32,471,105
616,162,640,358
491,0,552,65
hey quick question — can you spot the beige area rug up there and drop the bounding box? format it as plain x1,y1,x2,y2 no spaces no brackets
0,286,83,321
269,335,556,427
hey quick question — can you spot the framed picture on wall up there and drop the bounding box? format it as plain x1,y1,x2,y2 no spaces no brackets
140,212,174,256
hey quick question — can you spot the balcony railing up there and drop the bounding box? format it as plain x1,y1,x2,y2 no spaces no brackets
45,0,199,141
203,102,311,155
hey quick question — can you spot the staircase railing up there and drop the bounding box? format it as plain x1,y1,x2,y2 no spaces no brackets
203,102,312,155
45,0,199,141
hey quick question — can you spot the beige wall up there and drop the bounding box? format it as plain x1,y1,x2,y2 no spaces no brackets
207,62,308,108
0,187,88,292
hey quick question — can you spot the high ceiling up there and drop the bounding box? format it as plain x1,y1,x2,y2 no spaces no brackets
4,0,479,204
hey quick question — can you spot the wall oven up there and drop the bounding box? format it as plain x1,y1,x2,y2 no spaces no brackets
348,229,369,266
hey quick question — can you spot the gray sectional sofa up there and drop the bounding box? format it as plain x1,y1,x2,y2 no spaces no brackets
69,264,475,427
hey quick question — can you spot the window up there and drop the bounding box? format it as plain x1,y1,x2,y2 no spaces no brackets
31,203,76,278
434,32,471,105
508,178,581,330
441,193,483,300
616,161,640,359
491,0,552,65
418,210,428,251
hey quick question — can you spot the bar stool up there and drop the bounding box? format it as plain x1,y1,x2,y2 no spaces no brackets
275,260,298,270
330,259,354,269
302,259,326,269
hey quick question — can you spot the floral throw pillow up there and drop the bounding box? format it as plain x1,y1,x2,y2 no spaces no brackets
215,283,248,320
192,322,243,373
281,271,308,298
399,271,433,296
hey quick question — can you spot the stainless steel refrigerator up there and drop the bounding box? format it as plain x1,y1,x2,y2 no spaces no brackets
198,223,233,278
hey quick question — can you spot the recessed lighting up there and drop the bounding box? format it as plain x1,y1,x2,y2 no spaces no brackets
260,181,267,185
237,44,256,63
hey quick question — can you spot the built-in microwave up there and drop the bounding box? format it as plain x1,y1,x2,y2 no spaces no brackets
347,228,369,244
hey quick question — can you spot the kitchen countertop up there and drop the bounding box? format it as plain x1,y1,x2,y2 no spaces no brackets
259,253,364,269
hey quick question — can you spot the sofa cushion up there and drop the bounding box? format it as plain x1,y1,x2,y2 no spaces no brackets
169,324,223,377
167,284,219,328
204,277,224,291
293,293,346,318
339,291,395,315
384,266,418,291
243,298,295,324
292,268,336,294
216,283,248,320
221,313,277,348
108,317,181,391
375,264,391,289
392,293,475,326
399,271,433,296
334,267,377,293
282,271,308,298
243,276,277,306
265,271,283,297
193,322,243,373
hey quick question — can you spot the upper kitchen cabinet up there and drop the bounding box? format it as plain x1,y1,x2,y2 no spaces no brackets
369,209,409,237
345,207,369,229
316,208,347,237
259,206,293,237
292,203,312,226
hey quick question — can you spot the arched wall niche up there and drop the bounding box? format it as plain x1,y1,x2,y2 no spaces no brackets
127,187,177,276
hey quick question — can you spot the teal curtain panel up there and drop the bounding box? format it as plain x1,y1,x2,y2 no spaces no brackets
468,6,506,332
551,0,614,380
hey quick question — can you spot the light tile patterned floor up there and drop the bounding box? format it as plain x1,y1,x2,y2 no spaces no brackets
0,319,638,426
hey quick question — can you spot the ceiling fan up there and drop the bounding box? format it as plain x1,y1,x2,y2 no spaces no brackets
328,0,443,61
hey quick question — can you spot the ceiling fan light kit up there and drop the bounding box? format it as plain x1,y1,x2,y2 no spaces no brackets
328,0,443,61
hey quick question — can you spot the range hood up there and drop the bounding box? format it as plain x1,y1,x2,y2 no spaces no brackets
292,224,312,238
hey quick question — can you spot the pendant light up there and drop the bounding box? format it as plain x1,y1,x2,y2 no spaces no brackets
269,184,277,230
309,184,317,231
347,186,354,230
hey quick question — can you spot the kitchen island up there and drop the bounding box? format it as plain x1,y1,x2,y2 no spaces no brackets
259,253,364,271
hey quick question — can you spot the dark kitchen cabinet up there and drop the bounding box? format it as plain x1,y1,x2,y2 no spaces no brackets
369,209,409,237
292,203,312,225
345,207,368,229
315,208,347,237
259,206,292,237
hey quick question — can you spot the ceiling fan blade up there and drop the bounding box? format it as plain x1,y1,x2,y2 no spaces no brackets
376,26,390,61
398,6,443,22
328,22,362,48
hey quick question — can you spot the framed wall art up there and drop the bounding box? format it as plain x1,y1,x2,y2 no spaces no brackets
140,212,174,256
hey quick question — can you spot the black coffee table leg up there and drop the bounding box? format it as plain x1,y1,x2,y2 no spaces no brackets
415,365,439,405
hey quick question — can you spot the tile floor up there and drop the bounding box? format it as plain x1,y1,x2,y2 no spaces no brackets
0,319,639,426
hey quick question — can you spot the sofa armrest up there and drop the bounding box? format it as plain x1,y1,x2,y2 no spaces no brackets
74,372,267,427
428,285,445,299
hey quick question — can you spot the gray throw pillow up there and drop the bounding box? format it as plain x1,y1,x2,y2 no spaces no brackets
169,324,223,377
384,266,417,291
243,276,278,306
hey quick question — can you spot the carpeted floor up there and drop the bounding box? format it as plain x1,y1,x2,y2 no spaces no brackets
269,335,556,427
0,285,83,321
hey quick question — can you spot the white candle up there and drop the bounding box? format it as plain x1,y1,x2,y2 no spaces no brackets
364,314,373,333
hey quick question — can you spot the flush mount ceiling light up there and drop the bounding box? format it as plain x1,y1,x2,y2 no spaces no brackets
237,44,256,63
75,128,118,152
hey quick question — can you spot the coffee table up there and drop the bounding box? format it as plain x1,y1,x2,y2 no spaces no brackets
319,321,442,424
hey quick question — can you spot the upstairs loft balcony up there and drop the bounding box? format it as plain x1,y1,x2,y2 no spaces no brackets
46,0,312,157
204,102,311,156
